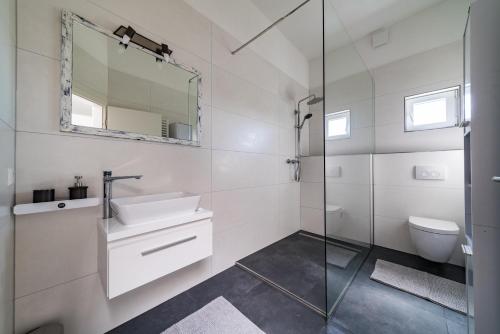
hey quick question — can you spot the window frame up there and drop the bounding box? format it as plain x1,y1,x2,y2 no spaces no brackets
404,86,460,132
325,110,351,140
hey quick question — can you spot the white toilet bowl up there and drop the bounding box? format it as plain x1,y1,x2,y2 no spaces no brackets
408,216,459,263
326,204,343,236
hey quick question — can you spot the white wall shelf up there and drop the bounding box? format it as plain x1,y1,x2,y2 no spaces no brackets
13,198,99,215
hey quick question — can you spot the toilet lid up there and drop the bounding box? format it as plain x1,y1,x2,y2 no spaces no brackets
409,216,459,235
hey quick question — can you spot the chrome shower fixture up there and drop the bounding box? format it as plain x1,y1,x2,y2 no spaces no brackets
289,94,323,182
298,113,313,129
307,96,324,105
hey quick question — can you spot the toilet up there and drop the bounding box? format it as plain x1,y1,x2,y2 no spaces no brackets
408,216,459,263
326,204,343,236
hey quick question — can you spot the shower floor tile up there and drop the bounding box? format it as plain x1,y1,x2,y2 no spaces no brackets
237,232,370,314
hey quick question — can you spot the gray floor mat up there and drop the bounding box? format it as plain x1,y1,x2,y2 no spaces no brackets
162,296,265,334
370,259,466,313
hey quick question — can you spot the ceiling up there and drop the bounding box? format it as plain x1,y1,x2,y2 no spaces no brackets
250,0,447,60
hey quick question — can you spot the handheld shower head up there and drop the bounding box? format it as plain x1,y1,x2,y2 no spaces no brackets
298,113,313,129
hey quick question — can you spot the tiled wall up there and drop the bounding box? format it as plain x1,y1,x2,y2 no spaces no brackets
373,41,463,153
300,155,372,246
14,0,304,332
0,0,16,331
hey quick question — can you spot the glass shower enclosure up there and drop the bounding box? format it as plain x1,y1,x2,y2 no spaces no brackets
321,1,375,315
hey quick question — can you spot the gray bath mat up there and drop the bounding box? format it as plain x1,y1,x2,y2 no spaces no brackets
326,244,358,268
370,260,466,313
162,296,265,334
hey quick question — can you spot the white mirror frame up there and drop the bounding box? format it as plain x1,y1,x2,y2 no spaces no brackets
60,10,202,146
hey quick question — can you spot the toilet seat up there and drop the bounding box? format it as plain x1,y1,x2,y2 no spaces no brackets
409,216,459,235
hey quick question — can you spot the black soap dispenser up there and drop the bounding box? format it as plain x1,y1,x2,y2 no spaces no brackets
68,176,88,200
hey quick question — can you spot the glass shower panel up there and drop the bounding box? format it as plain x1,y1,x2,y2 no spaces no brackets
323,1,375,316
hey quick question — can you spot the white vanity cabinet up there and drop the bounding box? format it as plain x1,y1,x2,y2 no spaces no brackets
98,210,213,299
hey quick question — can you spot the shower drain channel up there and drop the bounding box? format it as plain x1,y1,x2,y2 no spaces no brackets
234,262,327,318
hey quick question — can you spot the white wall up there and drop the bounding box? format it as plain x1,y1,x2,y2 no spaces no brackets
373,41,463,153
300,155,372,245
353,0,469,71
14,0,305,332
0,0,16,332
184,0,309,88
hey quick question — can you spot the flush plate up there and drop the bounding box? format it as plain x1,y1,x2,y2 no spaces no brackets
415,165,447,180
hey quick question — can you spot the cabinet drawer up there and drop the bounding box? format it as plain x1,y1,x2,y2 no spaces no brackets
108,219,212,298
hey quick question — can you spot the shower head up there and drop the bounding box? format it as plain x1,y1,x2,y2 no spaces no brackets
307,96,324,105
298,113,313,129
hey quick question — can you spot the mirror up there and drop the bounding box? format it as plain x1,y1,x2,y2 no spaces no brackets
60,11,202,145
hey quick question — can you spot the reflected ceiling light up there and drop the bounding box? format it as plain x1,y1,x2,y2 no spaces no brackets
117,26,135,54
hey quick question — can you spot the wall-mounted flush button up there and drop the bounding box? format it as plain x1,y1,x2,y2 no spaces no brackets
415,165,447,180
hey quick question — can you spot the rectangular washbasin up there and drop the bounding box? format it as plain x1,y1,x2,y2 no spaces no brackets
110,192,201,225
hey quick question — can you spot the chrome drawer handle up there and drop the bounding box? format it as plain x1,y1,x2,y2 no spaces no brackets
492,176,500,183
141,235,197,256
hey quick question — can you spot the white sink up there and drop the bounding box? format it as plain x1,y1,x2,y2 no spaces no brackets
110,192,201,225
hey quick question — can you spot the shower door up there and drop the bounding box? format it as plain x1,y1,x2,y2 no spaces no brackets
322,0,375,315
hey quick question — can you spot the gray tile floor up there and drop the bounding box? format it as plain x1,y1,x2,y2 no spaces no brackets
108,237,467,334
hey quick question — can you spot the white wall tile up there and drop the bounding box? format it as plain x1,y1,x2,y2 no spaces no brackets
300,156,324,183
212,150,278,191
16,132,212,203
278,127,295,158
212,66,278,125
327,212,371,245
374,185,464,221
325,126,375,155
278,183,301,236
300,182,324,210
300,206,324,236
325,155,371,185
211,25,279,95
374,150,464,188
372,41,462,97
212,108,279,155
211,186,278,235
15,207,99,298
16,50,60,134
326,183,370,219
375,123,463,153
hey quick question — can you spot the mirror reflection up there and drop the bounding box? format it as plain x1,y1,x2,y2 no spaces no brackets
71,20,200,142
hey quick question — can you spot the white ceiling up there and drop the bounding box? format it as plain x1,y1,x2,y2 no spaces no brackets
250,0,447,60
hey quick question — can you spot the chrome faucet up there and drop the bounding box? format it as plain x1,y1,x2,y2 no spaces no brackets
103,170,143,219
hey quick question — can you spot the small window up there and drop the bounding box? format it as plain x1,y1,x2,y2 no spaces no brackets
71,94,103,128
326,110,350,140
404,86,460,132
